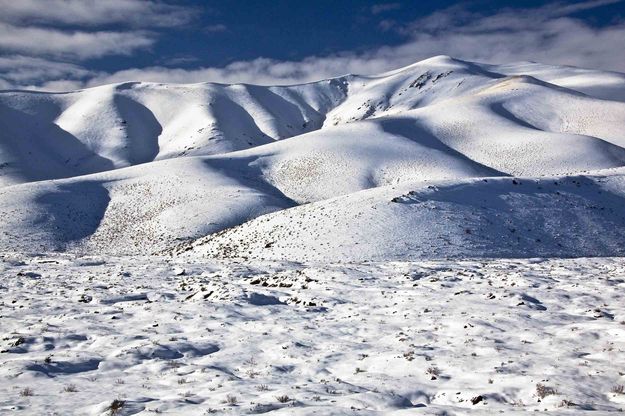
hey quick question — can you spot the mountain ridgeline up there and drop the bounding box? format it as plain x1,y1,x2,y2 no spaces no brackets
1,56,625,259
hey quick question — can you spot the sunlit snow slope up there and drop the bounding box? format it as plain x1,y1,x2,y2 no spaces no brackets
2,56,625,258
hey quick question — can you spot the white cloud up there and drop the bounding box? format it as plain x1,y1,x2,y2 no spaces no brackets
0,0,199,88
0,0,194,27
386,0,625,72
75,4,625,90
371,3,402,15
0,55,92,84
0,22,155,59
549,0,623,15
31,79,88,92
77,55,400,88
0,79,12,90
2,0,625,91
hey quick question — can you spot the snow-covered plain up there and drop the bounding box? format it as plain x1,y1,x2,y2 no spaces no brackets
1,254,625,415
2,56,625,415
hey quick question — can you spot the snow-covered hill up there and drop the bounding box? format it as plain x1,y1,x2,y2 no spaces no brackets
180,170,625,261
0,78,348,187
2,56,625,258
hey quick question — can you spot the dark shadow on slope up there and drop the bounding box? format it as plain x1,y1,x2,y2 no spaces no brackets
244,85,324,138
453,57,507,79
520,293,547,310
203,157,298,207
504,75,588,97
35,181,110,246
115,81,142,91
573,83,625,103
404,175,625,258
245,292,285,306
0,103,115,183
113,94,162,164
488,102,541,130
200,156,298,233
0,93,64,125
26,358,101,377
211,93,276,149
271,88,330,132
490,101,625,159
378,117,507,177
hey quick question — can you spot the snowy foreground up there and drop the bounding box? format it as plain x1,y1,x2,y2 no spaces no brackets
2,253,625,415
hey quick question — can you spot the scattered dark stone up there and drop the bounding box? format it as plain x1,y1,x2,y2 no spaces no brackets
409,72,432,89
17,271,41,278
593,309,615,319
471,395,484,405
78,294,93,303
107,399,125,414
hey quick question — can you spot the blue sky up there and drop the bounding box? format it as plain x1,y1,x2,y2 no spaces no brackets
0,0,624,90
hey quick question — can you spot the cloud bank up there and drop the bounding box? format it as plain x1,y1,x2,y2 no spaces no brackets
1,0,624,91
0,23,154,60
0,0,194,27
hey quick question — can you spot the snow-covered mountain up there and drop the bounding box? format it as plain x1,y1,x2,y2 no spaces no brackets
2,56,625,258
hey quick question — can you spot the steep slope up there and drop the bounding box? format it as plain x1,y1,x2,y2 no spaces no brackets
179,169,625,261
